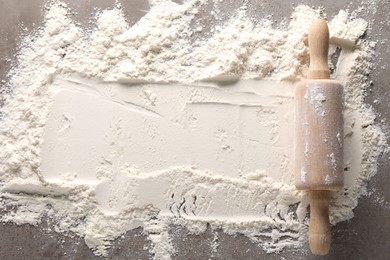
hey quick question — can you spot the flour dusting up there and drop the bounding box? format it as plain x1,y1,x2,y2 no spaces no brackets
0,0,386,259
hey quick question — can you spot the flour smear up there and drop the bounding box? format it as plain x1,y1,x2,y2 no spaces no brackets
0,0,386,259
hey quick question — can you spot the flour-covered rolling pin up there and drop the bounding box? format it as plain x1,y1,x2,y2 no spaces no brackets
294,19,344,255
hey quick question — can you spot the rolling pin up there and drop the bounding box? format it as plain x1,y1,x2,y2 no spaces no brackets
294,19,344,255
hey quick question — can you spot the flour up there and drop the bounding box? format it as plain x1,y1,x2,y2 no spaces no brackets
0,0,386,259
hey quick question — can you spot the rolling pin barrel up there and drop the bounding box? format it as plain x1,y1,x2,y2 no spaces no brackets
294,19,344,255
295,80,344,190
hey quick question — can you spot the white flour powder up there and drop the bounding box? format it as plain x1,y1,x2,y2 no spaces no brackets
0,0,386,259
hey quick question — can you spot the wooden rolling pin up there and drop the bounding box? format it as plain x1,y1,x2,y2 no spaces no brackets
294,19,344,255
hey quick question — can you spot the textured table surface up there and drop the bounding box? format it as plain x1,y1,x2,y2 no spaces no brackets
0,0,389,259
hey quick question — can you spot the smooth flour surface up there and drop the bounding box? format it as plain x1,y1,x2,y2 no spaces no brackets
0,0,386,258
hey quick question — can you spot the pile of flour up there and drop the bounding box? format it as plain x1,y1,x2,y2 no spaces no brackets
0,0,386,258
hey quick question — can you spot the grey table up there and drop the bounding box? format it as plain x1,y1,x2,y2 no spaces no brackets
0,0,389,259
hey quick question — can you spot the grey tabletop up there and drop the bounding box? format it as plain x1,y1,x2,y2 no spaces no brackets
0,0,389,259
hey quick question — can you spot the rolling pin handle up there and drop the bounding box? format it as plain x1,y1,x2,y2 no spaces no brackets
308,190,331,255
307,19,330,80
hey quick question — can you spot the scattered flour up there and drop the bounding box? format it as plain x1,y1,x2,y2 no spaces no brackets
0,0,386,258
